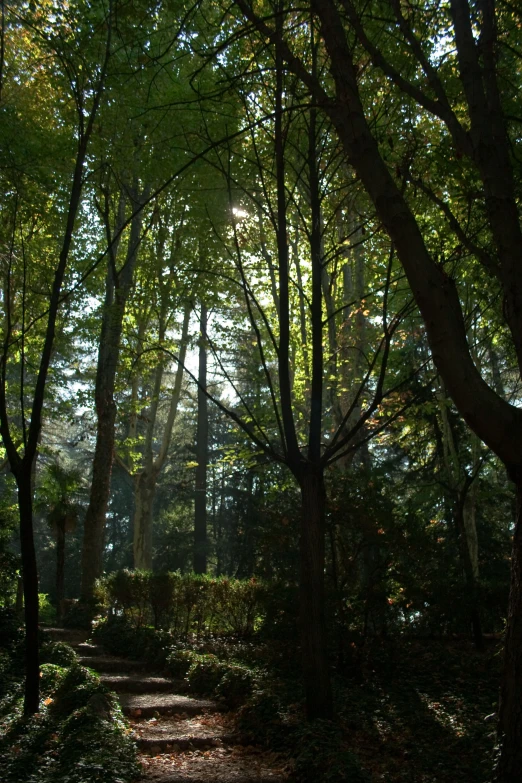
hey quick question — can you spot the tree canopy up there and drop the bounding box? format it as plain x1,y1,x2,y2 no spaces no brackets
1,1,521,780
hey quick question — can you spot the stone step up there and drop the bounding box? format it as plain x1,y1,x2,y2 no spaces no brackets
120,693,219,719
42,627,88,645
132,715,238,753
75,642,105,656
139,748,288,782
136,733,239,753
79,655,148,673
100,674,177,694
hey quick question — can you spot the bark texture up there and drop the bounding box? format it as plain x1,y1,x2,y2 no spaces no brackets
299,468,332,719
497,478,522,781
16,470,39,714
81,197,144,597
55,519,66,620
133,469,156,570
194,303,208,575
132,303,191,569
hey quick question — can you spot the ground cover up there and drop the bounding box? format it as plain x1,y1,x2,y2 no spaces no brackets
0,615,140,783
94,612,500,783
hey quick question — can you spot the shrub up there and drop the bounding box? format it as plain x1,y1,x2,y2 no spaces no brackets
148,572,178,629
39,593,57,625
186,653,228,695
0,608,23,652
63,601,96,630
105,569,150,626
93,616,134,657
215,664,257,707
40,641,78,667
0,654,139,783
258,582,299,640
98,570,292,640
49,664,105,718
166,648,196,679
39,663,67,694
293,720,370,783
237,689,285,746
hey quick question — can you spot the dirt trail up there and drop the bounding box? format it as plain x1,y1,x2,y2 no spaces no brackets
44,628,290,783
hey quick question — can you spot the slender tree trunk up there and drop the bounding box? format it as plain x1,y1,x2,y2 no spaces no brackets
131,303,190,569
15,574,24,616
80,383,117,596
297,36,333,720
454,495,483,649
497,477,522,781
16,468,39,714
299,466,332,719
81,200,143,598
194,303,208,574
133,469,157,570
0,12,113,716
439,387,483,647
56,519,66,621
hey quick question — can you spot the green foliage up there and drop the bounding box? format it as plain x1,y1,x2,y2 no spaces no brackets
214,664,256,707
94,616,172,668
236,689,287,748
166,648,196,679
96,614,260,706
0,552,20,609
0,608,23,653
0,655,139,783
62,601,97,630
99,570,273,638
39,663,67,694
35,461,83,534
39,593,57,625
103,569,150,626
40,641,79,667
185,653,228,695
293,721,370,783
49,664,106,718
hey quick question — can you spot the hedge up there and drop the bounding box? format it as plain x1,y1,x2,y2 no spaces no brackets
95,570,290,638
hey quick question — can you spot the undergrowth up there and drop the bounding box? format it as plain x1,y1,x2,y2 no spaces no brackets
0,626,139,783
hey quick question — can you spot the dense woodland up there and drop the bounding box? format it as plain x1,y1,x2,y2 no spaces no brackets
1,1,522,781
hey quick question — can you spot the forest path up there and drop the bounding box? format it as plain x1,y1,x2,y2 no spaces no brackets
45,627,289,783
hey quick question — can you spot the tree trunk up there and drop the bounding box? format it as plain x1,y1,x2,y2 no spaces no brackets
80,389,117,597
16,468,39,714
56,519,66,621
131,303,190,570
81,200,143,599
194,303,208,574
133,468,157,570
496,478,522,781
15,574,24,617
299,467,333,720
455,495,483,649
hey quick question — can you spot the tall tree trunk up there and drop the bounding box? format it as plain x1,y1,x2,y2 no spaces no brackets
81,198,143,598
438,386,483,646
56,519,66,621
297,54,333,718
15,468,39,714
80,366,117,595
497,477,522,781
15,574,24,617
133,468,157,570
194,303,208,575
455,492,483,649
299,466,332,719
131,303,190,569
0,10,113,714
